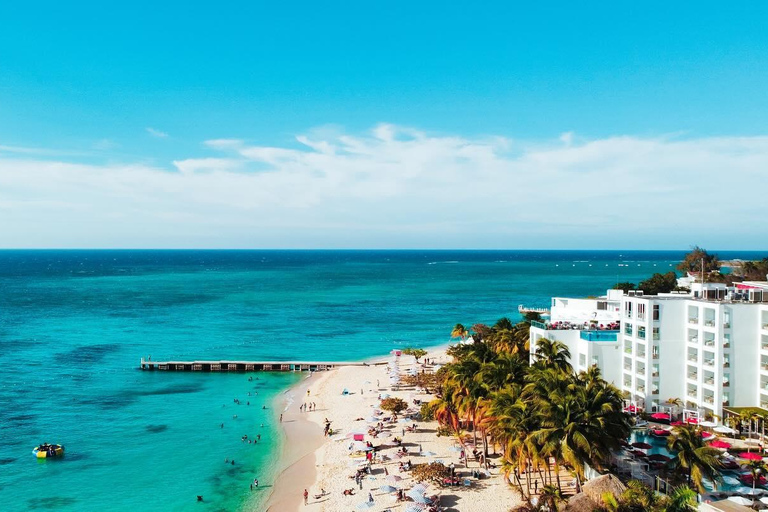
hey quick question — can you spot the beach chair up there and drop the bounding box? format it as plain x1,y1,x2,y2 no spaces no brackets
342,388,350,395
463,479,471,487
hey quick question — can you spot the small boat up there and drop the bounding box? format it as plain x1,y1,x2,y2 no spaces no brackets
33,443,64,459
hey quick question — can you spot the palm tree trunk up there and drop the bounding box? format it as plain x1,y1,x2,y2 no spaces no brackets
555,460,562,492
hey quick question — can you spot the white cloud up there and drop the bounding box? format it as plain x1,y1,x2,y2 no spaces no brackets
0,125,767,248
146,127,169,138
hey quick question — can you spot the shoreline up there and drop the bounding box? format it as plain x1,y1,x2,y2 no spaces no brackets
262,342,521,512
262,346,432,511
263,370,329,511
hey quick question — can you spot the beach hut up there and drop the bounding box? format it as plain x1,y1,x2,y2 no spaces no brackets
565,493,600,512
581,474,626,507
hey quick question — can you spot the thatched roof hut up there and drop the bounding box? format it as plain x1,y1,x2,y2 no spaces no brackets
581,474,626,506
564,492,600,512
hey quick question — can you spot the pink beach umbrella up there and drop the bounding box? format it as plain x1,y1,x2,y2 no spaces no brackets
709,440,731,449
651,412,670,420
686,417,699,424
740,452,764,461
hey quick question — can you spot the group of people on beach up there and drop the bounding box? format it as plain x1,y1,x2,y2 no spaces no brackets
299,402,316,412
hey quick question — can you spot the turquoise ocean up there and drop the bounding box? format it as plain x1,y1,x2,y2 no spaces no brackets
1,250,762,511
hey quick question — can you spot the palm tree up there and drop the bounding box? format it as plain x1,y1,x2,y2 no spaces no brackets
664,485,698,512
538,484,564,511
744,459,767,496
451,323,469,340
667,425,722,492
531,338,572,374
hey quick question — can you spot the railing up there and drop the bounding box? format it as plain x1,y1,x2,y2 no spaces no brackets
687,391,697,398
579,330,619,342
703,360,715,367
704,378,715,385
687,374,697,380
703,396,715,404
689,318,699,324
530,320,548,330
704,340,715,347
688,356,698,362
704,320,715,327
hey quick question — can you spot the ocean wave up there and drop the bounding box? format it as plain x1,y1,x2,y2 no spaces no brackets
427,261,459,265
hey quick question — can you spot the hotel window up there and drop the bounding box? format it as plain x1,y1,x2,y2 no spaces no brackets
637,326,646,340
637,304,646,321
625,302,633,318
653,305,660,321
579,354,586,366
652,327,660,341
592,356,599,367
624,323,633,336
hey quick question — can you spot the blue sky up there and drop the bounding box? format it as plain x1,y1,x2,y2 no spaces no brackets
1,2,767,248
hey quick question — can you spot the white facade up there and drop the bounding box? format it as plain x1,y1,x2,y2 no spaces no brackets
530,282,768,422
530,291,623,385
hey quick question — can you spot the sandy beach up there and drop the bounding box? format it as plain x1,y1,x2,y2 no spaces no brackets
265,347,523,512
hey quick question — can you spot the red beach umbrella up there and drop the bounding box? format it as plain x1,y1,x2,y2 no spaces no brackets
709,440,731,449
701,431,713,438
651,412,670,420
670,421,685,426
631,442,653,450
686,417,699,424
740,452,763,461
647,453,671,462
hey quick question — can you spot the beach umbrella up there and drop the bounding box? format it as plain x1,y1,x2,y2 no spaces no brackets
650,412,670,420
387,475,403,482
398,418,413,424
760,497,768,505
686,417,699,424
710,440,731,449
405,505,427,512
366,417,379,423
700,420,717,428
356,501,375,510
379,485,398,493
728,496,753,506
670,421,685,426
448,446,463,452
410,483,428,494
701,431,713,439
380,394,390,399
647,454,670,462
631,442,652,450
741,452,764,461
715,425,737,434
420,451,437,457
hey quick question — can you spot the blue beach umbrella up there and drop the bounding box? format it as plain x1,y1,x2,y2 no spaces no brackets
379,485,398,493
405,505,426,512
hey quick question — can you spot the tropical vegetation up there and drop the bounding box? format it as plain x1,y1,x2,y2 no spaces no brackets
429,317,632,504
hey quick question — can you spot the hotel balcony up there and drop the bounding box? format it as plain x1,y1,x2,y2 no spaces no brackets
704,320,716,327
703,359,715,368
688,355,698,363
651,387,659,395
687,372,698,381
688,335,699,343
703,395,715,405
687,390,697,399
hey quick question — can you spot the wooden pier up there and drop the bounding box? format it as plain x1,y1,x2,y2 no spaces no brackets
140,358,375,373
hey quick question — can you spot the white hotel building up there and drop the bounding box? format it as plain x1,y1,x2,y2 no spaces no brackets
529,281,768,421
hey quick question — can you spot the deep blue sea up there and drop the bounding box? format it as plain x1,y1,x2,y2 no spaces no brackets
0,250,763,511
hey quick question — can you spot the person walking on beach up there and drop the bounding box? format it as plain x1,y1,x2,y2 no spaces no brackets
303,489,308,505
279,414,283,422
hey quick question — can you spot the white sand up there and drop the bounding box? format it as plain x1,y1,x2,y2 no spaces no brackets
265,347,523,512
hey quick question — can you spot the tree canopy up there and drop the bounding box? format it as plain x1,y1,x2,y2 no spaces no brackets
676,246,721,274
638,272,678,295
